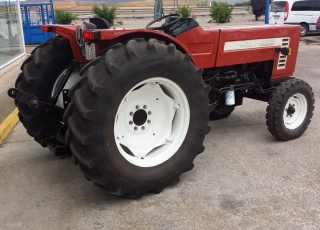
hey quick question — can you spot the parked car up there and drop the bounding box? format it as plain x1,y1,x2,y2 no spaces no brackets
269,0,320,36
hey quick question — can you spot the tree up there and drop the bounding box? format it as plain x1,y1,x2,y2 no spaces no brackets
250,0,265,21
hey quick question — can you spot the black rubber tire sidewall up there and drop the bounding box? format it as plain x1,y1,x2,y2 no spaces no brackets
300,23,308,37
15,36,74,142
266,79,314,140
98,60,205,185
209,106,235,120
66,39,210,196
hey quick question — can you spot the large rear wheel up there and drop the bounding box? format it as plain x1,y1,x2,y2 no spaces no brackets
64,39,211,198
15,36,75,145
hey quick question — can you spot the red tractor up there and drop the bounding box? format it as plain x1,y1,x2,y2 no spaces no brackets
8,2,314,198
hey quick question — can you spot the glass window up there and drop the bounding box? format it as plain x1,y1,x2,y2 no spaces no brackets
270,1,287,12
291,1,313,11
0,0,25,68
313,0,320,11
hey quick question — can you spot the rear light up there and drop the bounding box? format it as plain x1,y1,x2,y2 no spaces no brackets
83,30,100,40
284,2,289,21
40,25,56,32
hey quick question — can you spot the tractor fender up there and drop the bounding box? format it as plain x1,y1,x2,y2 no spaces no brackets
51,26,197,65
95,31,196,64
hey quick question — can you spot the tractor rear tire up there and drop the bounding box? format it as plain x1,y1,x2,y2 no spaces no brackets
64,39,211,198
266,79,314,141
15,36,74,144
209,107,235,120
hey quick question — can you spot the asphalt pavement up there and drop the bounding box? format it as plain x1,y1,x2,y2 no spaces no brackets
0,37,320,229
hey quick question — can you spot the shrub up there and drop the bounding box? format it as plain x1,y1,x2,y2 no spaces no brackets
209,1,233,23
92,4,116,26
176,5,191,18
54,9,76,24
197,1,209,7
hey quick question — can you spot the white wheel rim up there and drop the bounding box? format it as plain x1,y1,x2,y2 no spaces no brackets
114,77,190,167
300,25,307,36
283,93,307,130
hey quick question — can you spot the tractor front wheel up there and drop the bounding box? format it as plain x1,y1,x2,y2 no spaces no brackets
64,39,210,198
266,79,314,140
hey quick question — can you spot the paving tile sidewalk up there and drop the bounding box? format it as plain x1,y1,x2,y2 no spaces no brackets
0,46,36,141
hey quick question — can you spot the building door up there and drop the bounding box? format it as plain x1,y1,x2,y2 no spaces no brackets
20,3,54,44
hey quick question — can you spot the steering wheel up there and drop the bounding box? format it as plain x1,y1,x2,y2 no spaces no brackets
146,13,182,31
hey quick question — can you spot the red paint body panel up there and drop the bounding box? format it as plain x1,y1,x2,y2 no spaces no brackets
51,23,300,80
53,25,86,62
176,26,220,68
53,26,198,64
215,25,300,79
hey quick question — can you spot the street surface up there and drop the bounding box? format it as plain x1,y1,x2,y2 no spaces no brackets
0,36,320,229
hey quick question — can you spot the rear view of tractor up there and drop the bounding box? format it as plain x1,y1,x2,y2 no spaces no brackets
8,1,314,198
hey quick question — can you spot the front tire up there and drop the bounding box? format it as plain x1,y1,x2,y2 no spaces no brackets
266,79,314,141
64,39,210,198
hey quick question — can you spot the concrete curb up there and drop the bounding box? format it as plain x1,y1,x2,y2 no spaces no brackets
0,108,19,144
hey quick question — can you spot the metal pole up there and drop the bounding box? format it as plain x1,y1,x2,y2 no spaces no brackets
50,0,55,24
265,0,269,24
6,1,13,36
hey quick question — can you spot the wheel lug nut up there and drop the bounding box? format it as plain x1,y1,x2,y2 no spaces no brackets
134,126,138,131
143,105,147,109
136,105,139,109
142,126,145,130
148,111,152,115
129,121,133,125
130,112,133,116
147,120,151,123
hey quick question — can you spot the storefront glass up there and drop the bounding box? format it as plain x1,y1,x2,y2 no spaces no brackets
0,0,25,68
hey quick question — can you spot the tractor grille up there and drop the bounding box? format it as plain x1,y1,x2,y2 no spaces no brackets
277,38,290,69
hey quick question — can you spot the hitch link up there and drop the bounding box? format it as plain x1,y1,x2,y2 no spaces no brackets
7,88,64,121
